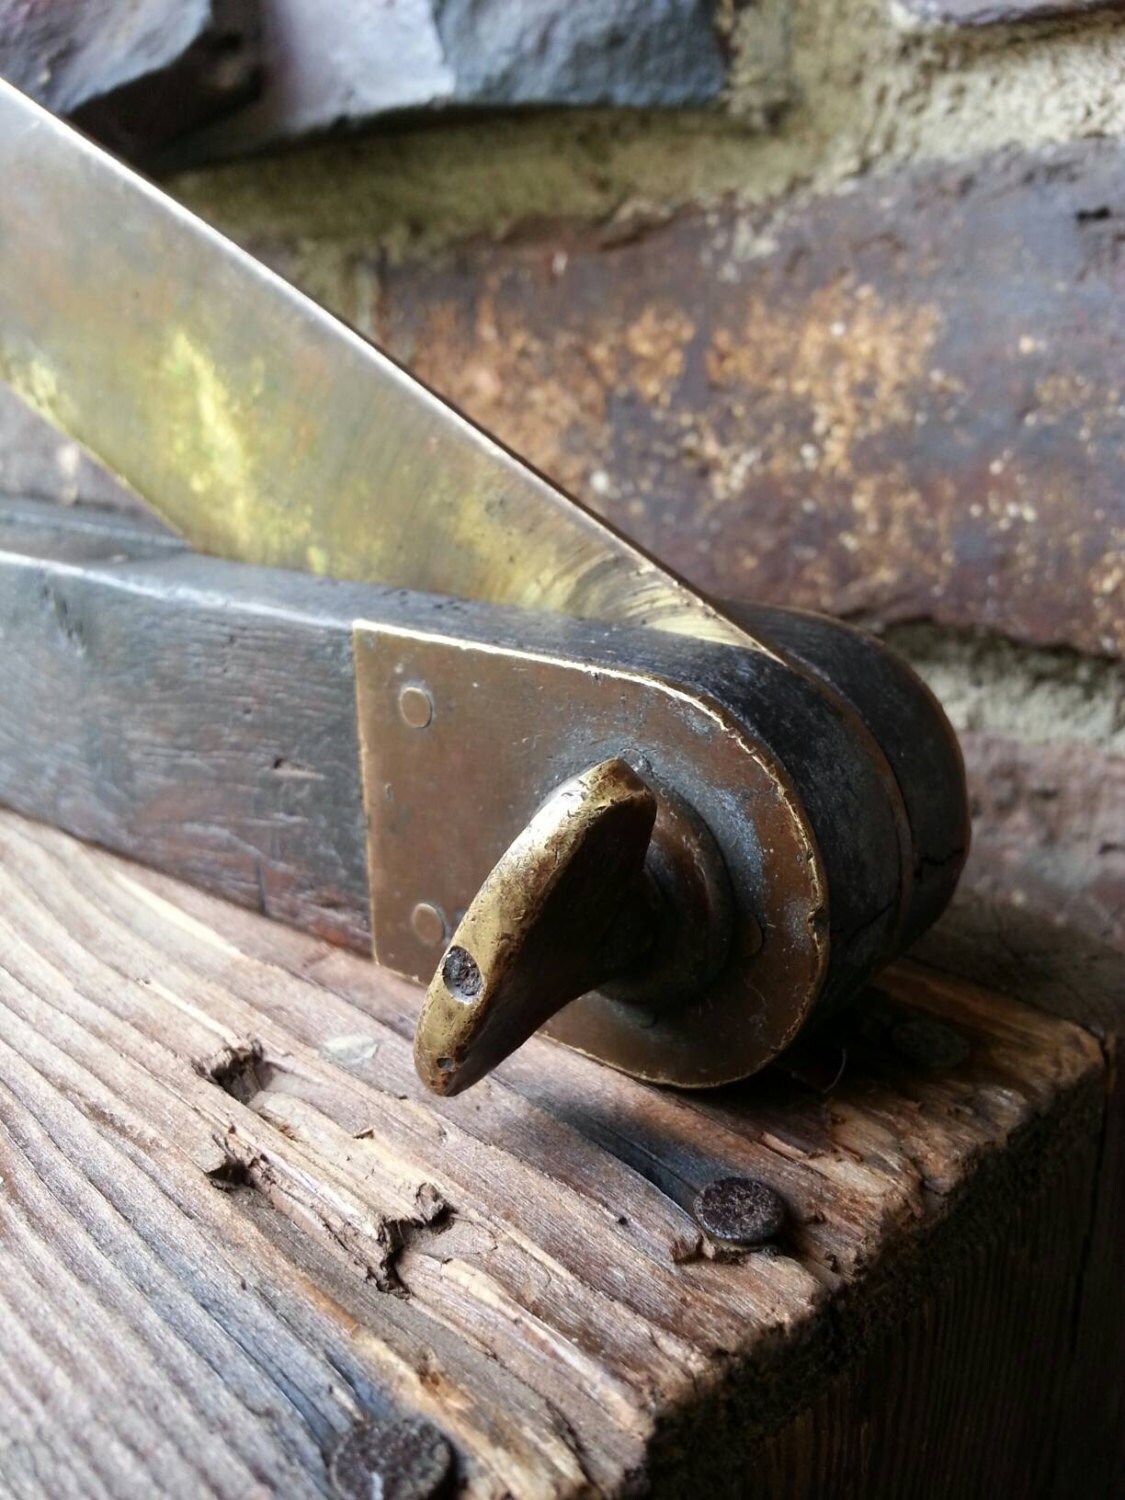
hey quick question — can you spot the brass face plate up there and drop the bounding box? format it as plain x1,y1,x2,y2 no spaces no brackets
354,620,828,1088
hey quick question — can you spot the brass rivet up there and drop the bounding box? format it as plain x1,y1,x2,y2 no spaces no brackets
398,684,433,729
411,901,446,947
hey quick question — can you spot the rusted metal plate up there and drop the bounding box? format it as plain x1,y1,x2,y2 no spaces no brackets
378,141,1125,658
0,0,259,158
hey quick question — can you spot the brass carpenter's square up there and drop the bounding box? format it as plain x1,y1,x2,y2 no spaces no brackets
0,81,969,1095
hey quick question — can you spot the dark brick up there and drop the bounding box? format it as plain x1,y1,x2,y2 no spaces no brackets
376,141,1125,658
958,733,1124,955
0,0,259,158
171,0,744,163
435,0,725,108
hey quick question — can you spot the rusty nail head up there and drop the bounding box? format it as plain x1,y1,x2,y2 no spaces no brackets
890,1017,970,1070
398,683,434,729
329,1415,453,1500
694,1176,786,1246
410,902,447,947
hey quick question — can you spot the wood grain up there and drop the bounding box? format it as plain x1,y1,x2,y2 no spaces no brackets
0,811,1108,1496
914,895,1125,1493
0,498,371,953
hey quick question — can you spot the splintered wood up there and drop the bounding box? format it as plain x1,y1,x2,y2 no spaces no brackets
0,812,1105,1498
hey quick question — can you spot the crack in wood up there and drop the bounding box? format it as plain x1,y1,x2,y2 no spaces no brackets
196,1038,454,1292
194,1037,273,1102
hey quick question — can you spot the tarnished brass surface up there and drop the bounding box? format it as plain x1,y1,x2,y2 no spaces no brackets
0,79,749,649
414,759,659,1095
354,619,829,1089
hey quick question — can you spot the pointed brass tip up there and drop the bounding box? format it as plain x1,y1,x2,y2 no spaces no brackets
415,944,486,1096
413,758,657,1095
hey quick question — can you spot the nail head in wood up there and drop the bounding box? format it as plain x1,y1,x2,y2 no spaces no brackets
328,1416,454,1500
694,1176,787,1247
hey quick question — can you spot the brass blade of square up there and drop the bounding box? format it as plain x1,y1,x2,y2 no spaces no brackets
0,79,753,649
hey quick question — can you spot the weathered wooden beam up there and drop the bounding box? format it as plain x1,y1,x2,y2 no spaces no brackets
0,810,1109,1495
0,498,372,952
913,895,1125,1492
